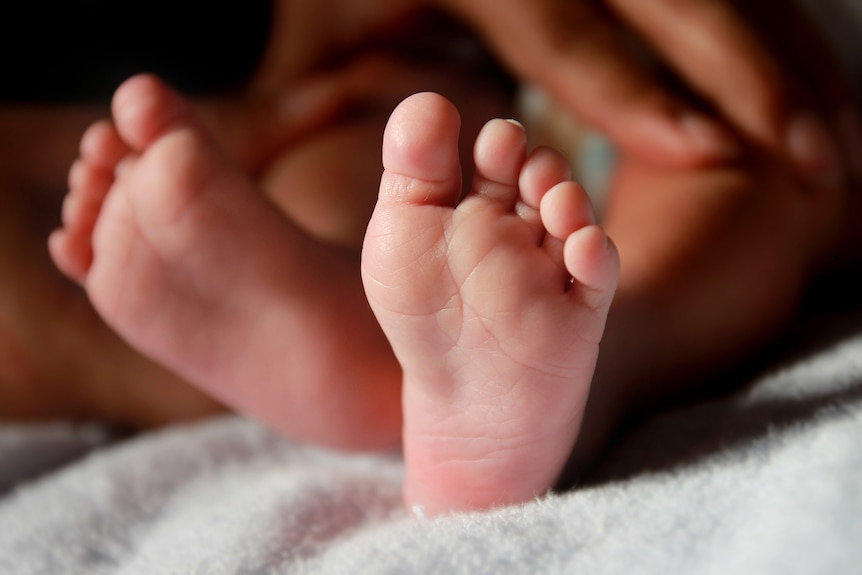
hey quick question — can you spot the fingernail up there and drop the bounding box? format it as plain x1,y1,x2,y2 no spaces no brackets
504,118,526,131
680,113,740,160
838,109,862,179
787,113,844,187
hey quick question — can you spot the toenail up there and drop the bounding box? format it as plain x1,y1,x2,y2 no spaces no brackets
504,119,526,131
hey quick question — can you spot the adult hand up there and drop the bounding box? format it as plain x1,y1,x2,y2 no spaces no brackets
440,0,859,184
205,0,861,185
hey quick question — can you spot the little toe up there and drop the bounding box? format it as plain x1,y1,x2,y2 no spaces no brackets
565,226,620,313
379,92,463,207
534,168,618,309
469,119,527,207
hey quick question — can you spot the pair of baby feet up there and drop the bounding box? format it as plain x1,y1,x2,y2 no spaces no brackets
50,75,619,514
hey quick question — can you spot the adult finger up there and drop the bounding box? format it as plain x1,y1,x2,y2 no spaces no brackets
607,0,854,186
439,0,740,167
744,0,862,181
196,78,352,173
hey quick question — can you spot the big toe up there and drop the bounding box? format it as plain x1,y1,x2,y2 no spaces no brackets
380,93,463,207
111,74,198,152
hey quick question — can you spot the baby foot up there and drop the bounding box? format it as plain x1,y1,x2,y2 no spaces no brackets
362,93,619,514
49,75,401,449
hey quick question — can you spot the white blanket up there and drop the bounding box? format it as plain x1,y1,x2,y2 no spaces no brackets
2,303,861,574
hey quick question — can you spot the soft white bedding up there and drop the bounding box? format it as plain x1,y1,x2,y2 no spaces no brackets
2,304,861,574
2,1,861,573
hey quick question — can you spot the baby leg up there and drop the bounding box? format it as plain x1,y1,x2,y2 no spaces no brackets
50,75,401,449
362,93,619,514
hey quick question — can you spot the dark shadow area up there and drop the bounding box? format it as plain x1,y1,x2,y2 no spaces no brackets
580,298,862,487
588,380,862,486
1,2,270,102
0,425,116,496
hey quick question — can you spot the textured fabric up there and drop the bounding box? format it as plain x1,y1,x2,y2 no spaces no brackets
1,306,861,574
